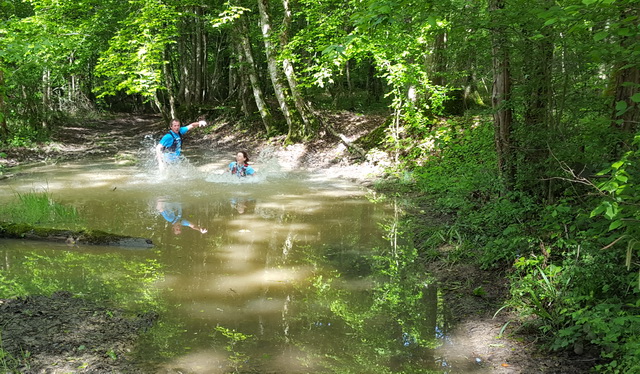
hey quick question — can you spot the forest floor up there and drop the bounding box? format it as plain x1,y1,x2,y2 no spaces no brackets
0,113,598,373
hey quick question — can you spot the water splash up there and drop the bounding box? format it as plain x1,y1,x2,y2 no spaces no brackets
204,146,286,184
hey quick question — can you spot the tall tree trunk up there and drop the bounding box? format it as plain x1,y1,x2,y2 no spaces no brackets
431,32,447,86
609,7,639,134
41,69,50,129
211,33,226,102
523,29,554,201
610,66,639,133
177,39,187,105
237,20,272,133
279,0,317,138
233,41,255,117
489,0,513,189
0,69,7,137
193,6,204,104
162,48,177,119
257,0,295,139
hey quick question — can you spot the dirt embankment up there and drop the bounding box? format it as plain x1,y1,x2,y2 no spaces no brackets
0,291,157,373
0,113,598,373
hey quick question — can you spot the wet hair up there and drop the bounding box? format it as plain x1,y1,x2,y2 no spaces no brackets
238,151,250,163
170,118,180,126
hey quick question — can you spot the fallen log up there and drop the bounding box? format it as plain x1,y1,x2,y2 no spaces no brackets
0,222,154,248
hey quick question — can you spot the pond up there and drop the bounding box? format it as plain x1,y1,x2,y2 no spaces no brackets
0,152,487,373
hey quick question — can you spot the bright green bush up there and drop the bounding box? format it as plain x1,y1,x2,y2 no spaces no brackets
403,113,640,371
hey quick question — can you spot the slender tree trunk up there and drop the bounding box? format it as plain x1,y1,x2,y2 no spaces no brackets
279,0,317,138
228,43,238,102
233,41,254,117
193,6,204,103
177,39,187,104
162,48,177,119
0,69,7,137
489,0,513,189
237,20,272,132
41,69,50,129
257,0,295,138
210,33,225,102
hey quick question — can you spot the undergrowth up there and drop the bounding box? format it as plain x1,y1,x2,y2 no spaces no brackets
388,114,640,373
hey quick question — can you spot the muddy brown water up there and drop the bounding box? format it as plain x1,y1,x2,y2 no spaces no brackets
0,151,489,373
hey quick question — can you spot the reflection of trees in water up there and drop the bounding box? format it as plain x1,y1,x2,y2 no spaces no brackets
274,200,446,373
0,249,164,312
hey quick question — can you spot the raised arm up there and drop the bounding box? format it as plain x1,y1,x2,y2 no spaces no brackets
185,120,208,131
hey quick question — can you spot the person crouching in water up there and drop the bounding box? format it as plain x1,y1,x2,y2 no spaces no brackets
229,151,255,177
156,118,207,170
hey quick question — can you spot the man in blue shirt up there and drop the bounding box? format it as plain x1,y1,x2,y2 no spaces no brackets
155,118,208,170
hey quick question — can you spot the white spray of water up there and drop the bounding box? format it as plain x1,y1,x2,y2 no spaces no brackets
135,137,301,185
204,145,288,184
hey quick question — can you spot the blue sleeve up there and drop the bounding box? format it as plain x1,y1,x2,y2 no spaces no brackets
180,219,191,227
229,162,236,171
160,210,176,223
246,166,255,175
180,127,189,135
159,133,173,148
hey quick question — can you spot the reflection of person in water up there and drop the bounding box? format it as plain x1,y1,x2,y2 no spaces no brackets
156,199,208,234
229,151,255,177
230,197,256,214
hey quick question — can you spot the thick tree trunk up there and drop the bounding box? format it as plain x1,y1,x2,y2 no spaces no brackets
237,20,272,133
490,0,513,189
523,30,554,201
611,66,640,133
257,0,295,138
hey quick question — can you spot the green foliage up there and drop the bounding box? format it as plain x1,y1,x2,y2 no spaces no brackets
0,249,163,310
0,271,25,300
2,123,49,147
403,109,639,371
211,326,254,372
0,333,31,373
0,191,81,227
509,259,570,331
94,0,179,99
558,303,640,374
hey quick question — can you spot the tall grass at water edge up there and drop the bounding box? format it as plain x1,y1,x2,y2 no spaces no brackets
0,191,81,227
